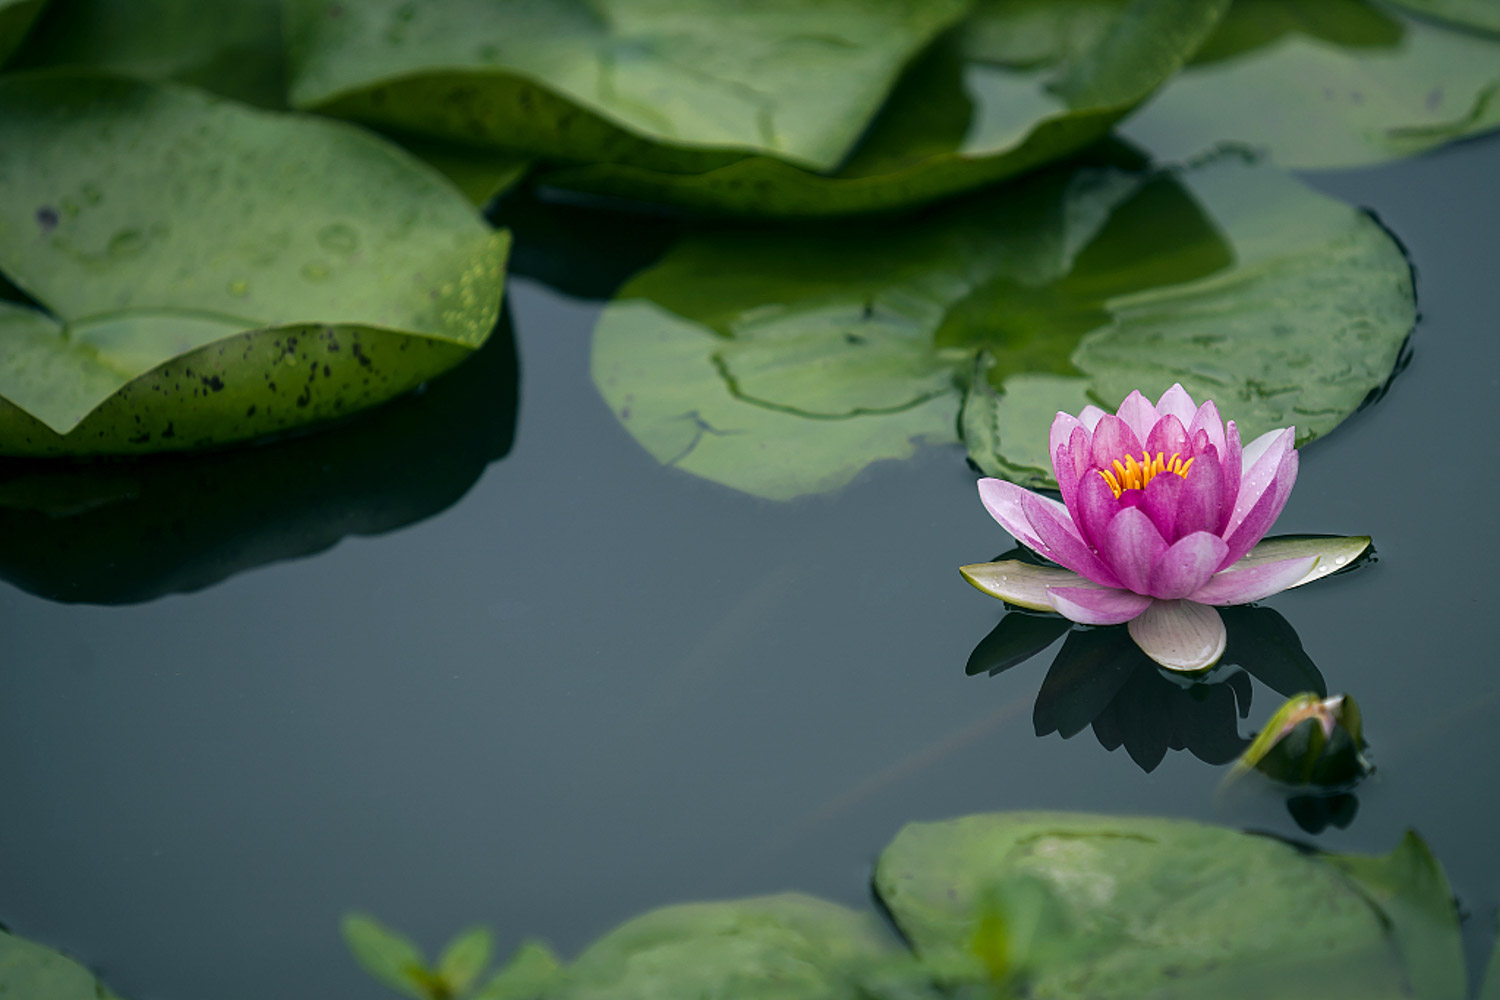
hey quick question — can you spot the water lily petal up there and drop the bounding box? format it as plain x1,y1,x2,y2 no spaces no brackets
1188,399,1227,460
1155,383,1198,427
1103,506,1167,594
1075,470,1120,549
1190,555,1317,605
978,478,1050,554
1227,427,1295,538
1144,414,1188,461
1078,405,1107,432
1054,424,1090,516
1139,470,1182,541
1023,492,1123,588
1127,600,1227,672
1175,449,1225,538
1116,390,1159,444
1147,531,1229,599
960,560,1087,611
1237,535,1371,589
1047,585,1153,625
1219,420,1242,533
1222,448,1298,567
1090,414,1144,470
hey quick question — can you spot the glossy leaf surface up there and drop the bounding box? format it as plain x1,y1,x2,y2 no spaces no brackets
285,0,969,172
0,73,508,456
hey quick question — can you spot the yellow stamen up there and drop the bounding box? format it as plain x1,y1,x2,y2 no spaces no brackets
1095,448,1196,499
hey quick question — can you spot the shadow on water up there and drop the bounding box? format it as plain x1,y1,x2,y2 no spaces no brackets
0,309,519,605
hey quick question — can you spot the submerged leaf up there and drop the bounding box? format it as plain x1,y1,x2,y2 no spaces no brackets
874,812,1450,998
0,928,125,1000
542,0,1232,217
285,0,969,173
1124,0,1500,167
0,73,508,456
592,153,1411,498
0,0,46,66
550,893,895,1000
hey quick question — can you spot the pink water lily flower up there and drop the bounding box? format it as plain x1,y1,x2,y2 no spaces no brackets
962,384,1369,672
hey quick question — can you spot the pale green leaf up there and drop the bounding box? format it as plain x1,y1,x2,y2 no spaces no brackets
472,940,563,1000
542,0,1232,217
0,928,126,1000
0,72,508,456
285,0,970,172
342,913,431,1000
437,926,494,997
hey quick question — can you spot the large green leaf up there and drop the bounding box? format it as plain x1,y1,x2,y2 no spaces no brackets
549,894,896,1000
542,0,1232,217
0,313,515,604
874,812,1455,998
0,72,508,456
1122,0,1500,167
10,0,285,107
0,928,125,1000
284,0,970,173
592,153,1411,499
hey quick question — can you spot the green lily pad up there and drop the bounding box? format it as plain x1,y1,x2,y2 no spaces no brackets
874,812,1455,998
1122,0,1500,168
9,0,285,107
284,0,969,173
550,894,896,1000
1388,0,1500,35
0,72,509,456
593,153,1411,499
0,928,125,1000
542,0,1232,217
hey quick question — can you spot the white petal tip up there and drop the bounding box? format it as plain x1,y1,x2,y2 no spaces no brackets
1127,600,1226,672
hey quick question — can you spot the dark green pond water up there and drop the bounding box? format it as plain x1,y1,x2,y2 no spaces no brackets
1,134,1497,999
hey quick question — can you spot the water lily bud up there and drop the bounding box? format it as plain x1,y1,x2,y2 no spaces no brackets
1235,693,1370,788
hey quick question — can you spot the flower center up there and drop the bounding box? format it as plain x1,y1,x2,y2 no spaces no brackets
1097,451,1194,499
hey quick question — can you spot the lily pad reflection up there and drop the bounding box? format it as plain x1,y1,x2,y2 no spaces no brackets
592,152,1413,499
0,310,516,604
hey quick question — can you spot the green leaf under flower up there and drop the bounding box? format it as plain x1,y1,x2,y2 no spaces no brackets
593,153,1411,499
0,927,126,1000
0,72,509,456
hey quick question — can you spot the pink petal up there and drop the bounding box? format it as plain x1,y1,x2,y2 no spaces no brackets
1075,470,1121,549
1023,492,1124,589
1078,405,1107,432
1174,449,1225,538
1147,531,1229,600
1144,414,1188,460
1102,506,1166,594
1127,600,1226,672
1155,383,1198,425
1226,427,1295,538
1139,471,1182,541
1219,421,1242,533
1188,399,1227,459
1190,556,1318,605
1116,391,1159,444
1220,448,1299,568
1090,414,1143,469
978,478,1048,554
1054,425,1090,516
1046,585,1153,625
